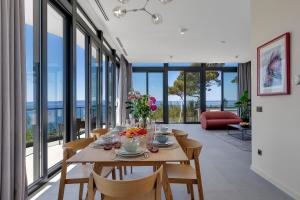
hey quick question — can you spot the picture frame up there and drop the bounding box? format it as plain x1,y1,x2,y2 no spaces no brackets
257,32,291,96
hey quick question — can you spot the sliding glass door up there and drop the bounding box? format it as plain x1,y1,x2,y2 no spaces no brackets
47,4,65,169
205,70,222,111
90,42,100,130
223,72,238,113
25,0,41,185
76,28,87,138
168,71,201,123
168,71,184,123
186,72,201,122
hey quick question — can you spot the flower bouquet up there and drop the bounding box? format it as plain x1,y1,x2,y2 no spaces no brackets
126,90,157,128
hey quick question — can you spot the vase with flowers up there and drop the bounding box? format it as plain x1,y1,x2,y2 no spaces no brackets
126,90,157,128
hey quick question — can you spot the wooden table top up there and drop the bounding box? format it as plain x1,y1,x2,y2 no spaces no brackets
67,135,188,165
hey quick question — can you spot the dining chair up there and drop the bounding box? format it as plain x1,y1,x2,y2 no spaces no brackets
165,138,204,200
88,166,163,200
58,138,115,200
90,128,109,139
89,128,128,179
171,129,189,148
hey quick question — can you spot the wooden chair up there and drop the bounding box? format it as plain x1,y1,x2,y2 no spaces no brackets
58,138,115,200
171,129,188,147
166,138,204,200
89,128,128,179
88,166,163,200
89,128,109,139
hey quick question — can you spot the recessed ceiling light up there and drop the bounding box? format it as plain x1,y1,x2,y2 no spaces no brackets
179,28,188,35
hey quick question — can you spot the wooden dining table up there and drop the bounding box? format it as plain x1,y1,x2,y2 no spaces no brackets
67,135,188,200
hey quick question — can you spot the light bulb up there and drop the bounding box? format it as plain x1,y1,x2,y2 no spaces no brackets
152,13,163,24
118,0,130,4
159,0,173,4
113,6,127,18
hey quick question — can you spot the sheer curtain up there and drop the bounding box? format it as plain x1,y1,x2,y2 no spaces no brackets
116,55,132,125
0,0,28,199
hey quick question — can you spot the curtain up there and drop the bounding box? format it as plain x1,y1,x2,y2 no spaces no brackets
116,56,132,125
0,0,28,199
238,61,251,98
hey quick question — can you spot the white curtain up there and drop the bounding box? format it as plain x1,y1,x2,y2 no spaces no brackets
116,56,132,125
0,0,28,199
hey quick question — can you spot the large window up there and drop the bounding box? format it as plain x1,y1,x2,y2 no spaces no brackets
168,71,184,123
148,73,163,122
25,0,120,192
91,43,100,130
186,72,201,122
133,64,238,124
132,73,146,94
76,28,86,138
25,0,40,185
47,4,65,169
206,70,222,111
223,72,238,113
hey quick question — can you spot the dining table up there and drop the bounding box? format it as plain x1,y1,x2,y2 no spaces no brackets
67,133,189,200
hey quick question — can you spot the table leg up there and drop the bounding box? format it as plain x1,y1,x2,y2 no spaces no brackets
161,163,173,200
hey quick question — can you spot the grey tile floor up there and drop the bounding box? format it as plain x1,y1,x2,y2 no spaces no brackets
30,124,293,200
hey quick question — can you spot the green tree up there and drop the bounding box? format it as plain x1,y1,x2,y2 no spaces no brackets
168,64,221,122
168,64,221,101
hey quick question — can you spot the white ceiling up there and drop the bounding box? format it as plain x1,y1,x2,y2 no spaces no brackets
78,0,251,63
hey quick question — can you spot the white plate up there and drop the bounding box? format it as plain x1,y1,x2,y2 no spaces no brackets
152,140,174,147
116,148,145,157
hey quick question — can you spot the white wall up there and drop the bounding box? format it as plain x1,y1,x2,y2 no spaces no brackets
251,0,300,199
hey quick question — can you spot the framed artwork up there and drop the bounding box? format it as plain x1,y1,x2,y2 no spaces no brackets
257,32,291,96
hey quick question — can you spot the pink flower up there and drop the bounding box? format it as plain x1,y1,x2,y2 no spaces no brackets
150,97,156,104
150,105,157,111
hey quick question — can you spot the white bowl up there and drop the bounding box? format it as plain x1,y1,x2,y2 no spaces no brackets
123,141,139,153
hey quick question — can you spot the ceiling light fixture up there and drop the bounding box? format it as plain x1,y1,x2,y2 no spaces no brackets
112,0,173,25
179,28,188,35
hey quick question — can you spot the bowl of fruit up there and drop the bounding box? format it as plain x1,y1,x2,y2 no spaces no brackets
121,127,148,138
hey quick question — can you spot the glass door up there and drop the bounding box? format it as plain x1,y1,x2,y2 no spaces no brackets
75,28,87,138
47,3,65,169
90,42,100,130
223,72,238,113
168,71,184,123
205,70,222,111
186,72,201,122
25,0,41,185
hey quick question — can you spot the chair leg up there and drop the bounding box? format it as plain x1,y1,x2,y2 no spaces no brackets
124,166,127,175
186,184,191,193
112,167,116,180
79,183,84,200
197,180,204,200
189,184,194,200
58,179,65,200
118,166,123,180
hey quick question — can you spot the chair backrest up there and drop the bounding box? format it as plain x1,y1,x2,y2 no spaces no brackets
63,138,95,160
171,129,188,146
89,128,108,139
180,138,203,160
90,166,163,200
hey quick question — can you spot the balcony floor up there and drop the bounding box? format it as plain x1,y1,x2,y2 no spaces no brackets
29,124,292,200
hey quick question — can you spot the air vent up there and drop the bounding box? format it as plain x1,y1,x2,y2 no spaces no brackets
116,37,124,48
95,0,109,21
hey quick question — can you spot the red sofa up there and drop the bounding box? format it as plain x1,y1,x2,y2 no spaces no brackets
200,111,241,129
